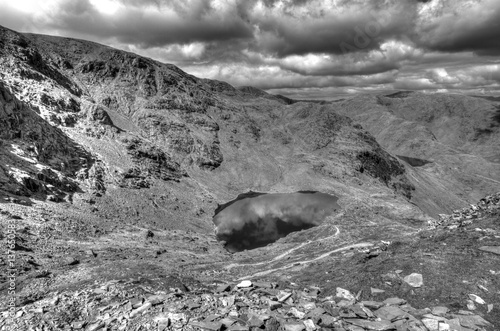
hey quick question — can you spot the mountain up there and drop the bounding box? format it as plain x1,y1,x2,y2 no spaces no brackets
335,91,500,217
0,25,499,330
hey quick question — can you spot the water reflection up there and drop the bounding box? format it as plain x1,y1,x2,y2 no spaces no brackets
213,191,339,252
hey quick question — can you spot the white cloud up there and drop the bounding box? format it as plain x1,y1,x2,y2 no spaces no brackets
429,68,460,85
89,0,122,15
180,42,206,59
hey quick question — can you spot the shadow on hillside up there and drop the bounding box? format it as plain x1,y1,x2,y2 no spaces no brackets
385,91,414,99
0,83,92,203
493,106,500,125
396,155,433,167
0,146,87,204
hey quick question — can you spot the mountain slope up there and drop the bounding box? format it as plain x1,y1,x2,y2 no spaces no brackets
0,24,421,230
335,92,500,217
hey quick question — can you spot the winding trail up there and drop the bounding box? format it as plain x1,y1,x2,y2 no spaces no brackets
223,225,374,280
473,173,500,185
224,226,341,270
237,242,373,280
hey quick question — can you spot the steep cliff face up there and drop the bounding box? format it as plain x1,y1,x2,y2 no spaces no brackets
0,82,91,200
1,27,224,172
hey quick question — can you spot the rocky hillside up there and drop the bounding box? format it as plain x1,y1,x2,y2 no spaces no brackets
0,24,422,231
335,92,500,217
1,24,499,330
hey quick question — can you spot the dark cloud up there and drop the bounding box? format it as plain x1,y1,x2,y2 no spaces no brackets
0,0,421,53
250,1,420,57
21,0,500,57
36,0,254,47
0,0,499,97
415,0,500,55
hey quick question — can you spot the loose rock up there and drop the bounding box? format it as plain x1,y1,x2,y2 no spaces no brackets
403,273,424,288
236,280,252,288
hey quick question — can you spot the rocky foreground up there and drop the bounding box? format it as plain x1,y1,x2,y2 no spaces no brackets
0,272,494,331
1,193,499,331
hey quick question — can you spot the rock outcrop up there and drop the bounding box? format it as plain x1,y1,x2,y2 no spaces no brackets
0,82,90,200
335,93,500,217
2,279,494,331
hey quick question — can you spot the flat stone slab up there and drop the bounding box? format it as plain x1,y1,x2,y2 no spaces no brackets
228,325,248,331
319,314,337,327
431,306,449,316
345,318,395,330
421,318,440,331
383,298,407,306
247,315,264,328
336,287,355,301
283,323,306,331
362,301,384,309
190,321,223,331
371,288,385,295
451,314,492,329
374,306,409,322
422,314,448,322
305,307,326,318
403,273,424,288
468,294,486,305
478,246,500,255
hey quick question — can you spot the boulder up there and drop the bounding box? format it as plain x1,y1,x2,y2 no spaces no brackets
403,273,424,288
236,280,252,288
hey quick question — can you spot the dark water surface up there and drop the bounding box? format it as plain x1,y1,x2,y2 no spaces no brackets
213,191,339,252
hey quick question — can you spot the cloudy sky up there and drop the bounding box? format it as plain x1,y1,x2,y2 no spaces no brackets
1,0,499,99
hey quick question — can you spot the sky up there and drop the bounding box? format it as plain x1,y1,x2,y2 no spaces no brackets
1,0,500,99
